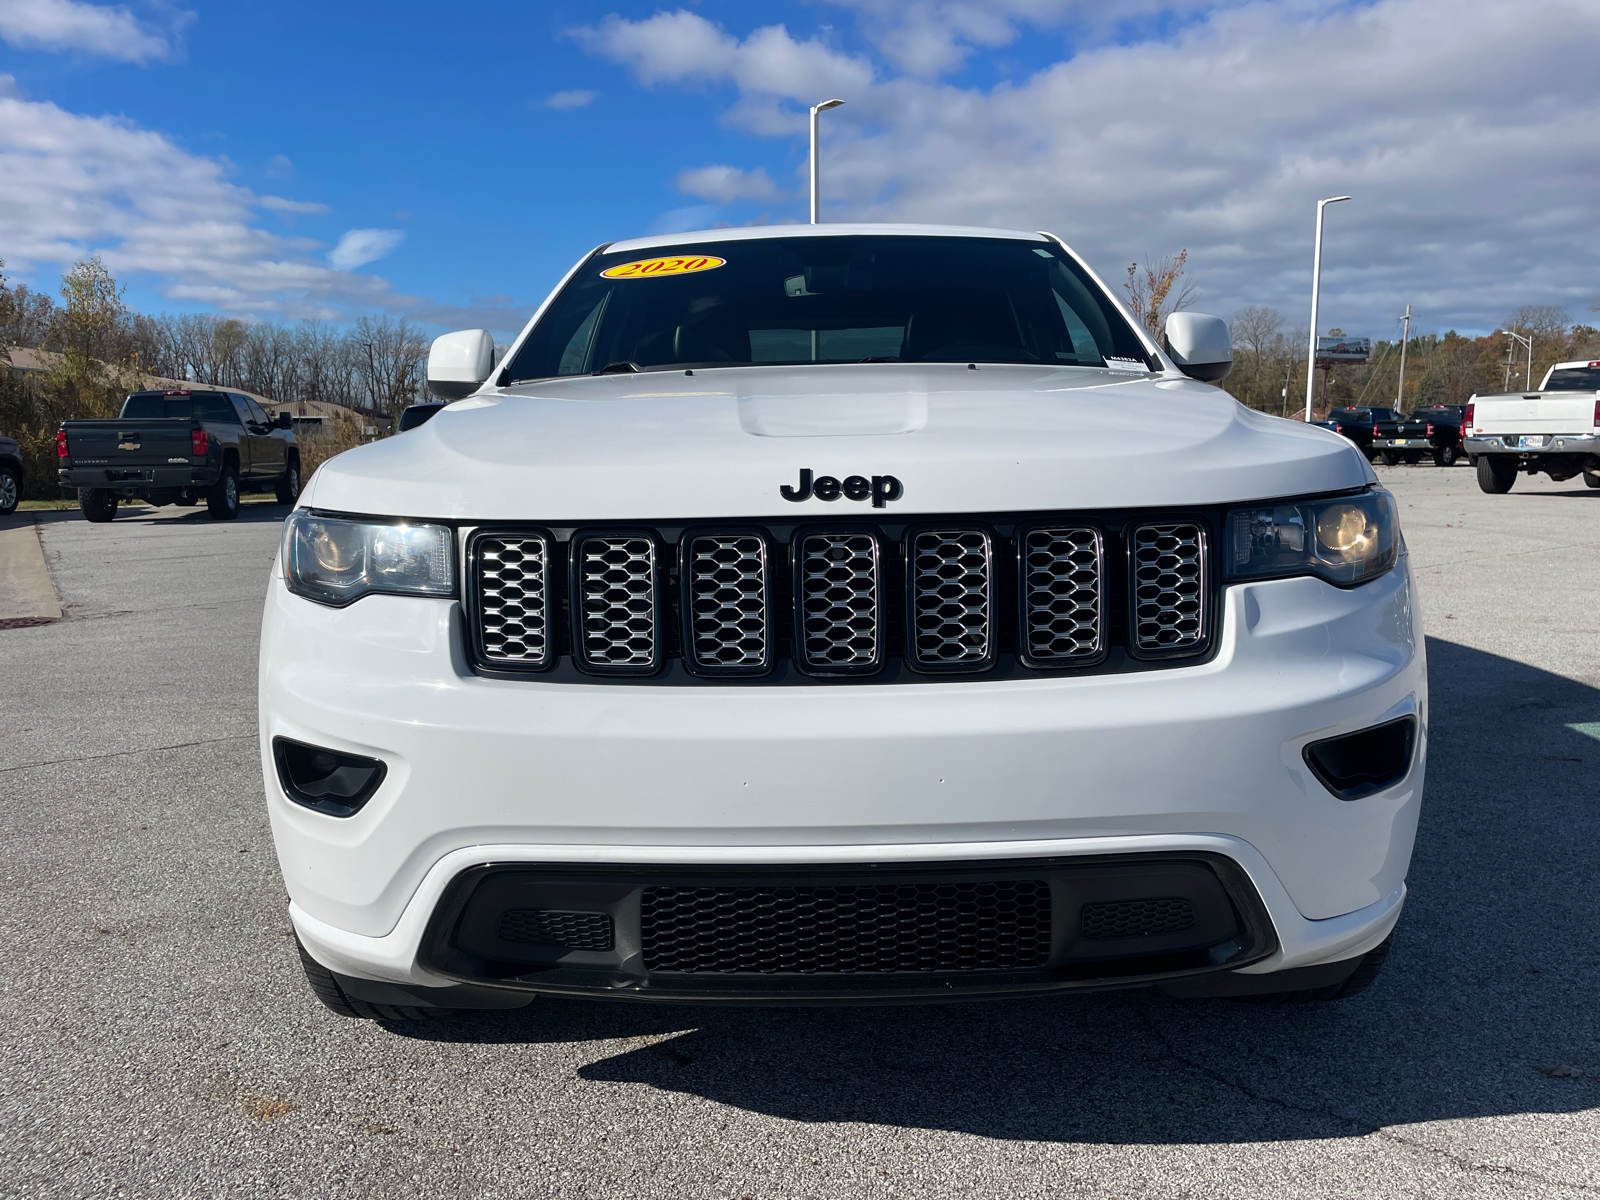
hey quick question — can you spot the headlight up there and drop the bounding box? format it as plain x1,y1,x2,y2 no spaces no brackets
1225,488,1399,587
282,510,455,606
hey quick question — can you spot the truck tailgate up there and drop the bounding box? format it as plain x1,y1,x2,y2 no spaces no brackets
65,421,195,469
1472,392,1597,434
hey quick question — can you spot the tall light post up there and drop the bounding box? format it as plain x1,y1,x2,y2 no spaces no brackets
1506,330,1533,391
1304,195,1351,422
809,99,845,224
1395,304,1412,411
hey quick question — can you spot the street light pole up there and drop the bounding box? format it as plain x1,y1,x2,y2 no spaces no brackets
1304,195,1351,422
1395,304,1412,411
1506,330,1533,391
809,99,845,225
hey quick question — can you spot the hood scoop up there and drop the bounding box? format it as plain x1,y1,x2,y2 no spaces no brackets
737,368,929,438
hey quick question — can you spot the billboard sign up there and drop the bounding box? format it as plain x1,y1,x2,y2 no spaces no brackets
1315,336,1371,363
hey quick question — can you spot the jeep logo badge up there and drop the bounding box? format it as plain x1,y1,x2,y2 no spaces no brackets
781,468,903,508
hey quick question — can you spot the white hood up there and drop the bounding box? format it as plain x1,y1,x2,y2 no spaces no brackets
308,363,1375,521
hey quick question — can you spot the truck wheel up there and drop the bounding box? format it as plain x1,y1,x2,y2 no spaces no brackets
274,458,301,505
0,468,19,516
1379,451,1400,466
207,464,240,520
1432,445,1459,468
1248,935,1393,1004
78,488,118,522
1476,455,1516,494
1584,470,1600,489
296,939,437,1022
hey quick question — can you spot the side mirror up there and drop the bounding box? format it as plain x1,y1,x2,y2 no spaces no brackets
1163,313,1232,383
276,411,292,430
427,329,496,400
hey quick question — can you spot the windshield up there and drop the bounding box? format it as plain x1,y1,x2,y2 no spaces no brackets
1542,367,1600,391
120,393,238,421
501,235,1151,383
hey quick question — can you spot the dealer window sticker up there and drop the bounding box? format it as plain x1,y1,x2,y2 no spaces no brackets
600,255,727,280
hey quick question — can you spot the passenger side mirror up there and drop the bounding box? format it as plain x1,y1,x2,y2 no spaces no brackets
427,329,496,400
276,411,292,430
1163,313,1232,383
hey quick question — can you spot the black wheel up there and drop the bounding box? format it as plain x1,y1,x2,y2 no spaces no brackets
1584,470,1600,489
1432,445,1459,468
0,468,19,516
1244,934,1394,1004
207,462,240,520
1379,451,1400,466
296,938,438,1022
274,457,301,505
1476,454,1516,494
78,488,117,522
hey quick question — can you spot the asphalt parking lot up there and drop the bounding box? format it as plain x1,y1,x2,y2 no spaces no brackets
2,464,1598,1200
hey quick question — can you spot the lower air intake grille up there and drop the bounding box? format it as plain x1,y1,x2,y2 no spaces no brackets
476,534,551,667
1130,522,1206,654
1080,898,1195,940
796,531,882,674
498,909,615,951
575,534,659,672
640,880,1051,973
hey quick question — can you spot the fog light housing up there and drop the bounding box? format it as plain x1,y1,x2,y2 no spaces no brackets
272,737,387,817
1302,716,1417,801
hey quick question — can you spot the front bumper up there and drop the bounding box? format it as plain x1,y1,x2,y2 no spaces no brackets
261,557,1425,997
1464,434,1600,455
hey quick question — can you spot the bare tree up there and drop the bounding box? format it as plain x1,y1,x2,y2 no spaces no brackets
1228,306,1283,396
1124,250,1198,337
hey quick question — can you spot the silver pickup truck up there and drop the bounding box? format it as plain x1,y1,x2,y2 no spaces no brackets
1464,361,1600,493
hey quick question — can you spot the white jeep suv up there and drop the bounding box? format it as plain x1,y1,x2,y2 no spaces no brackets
260,224,1424,1019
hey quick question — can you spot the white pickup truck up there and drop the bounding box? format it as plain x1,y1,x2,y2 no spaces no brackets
1464,360,1600,492
260,224,1423,1020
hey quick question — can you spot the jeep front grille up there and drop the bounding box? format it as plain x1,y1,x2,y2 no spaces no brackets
1130,522,1207,656
465,510,1217,682
908,529,994,671
574,534,660,673
796,531,883,674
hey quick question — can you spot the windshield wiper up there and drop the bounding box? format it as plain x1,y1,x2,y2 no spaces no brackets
593,360,641,375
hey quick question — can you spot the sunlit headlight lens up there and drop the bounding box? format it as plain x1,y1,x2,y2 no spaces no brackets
1226,489,1398,587
283,510,454,606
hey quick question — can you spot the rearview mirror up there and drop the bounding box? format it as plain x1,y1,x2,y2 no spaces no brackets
1163,313,1232,383
427,329,496,400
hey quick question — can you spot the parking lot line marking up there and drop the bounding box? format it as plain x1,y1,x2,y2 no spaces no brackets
1564,722,1600,742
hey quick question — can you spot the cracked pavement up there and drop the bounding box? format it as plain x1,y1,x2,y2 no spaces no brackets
0,467,1597,1199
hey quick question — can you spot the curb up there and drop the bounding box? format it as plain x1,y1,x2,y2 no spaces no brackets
0,518,63,625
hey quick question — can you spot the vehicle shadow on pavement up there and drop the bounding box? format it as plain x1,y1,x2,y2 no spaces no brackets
390,636,1600,1143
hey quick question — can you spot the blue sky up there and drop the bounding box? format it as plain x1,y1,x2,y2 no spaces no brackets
2,0,1597,341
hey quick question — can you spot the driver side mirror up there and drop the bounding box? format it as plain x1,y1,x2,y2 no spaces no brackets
1163,313,1232,383
427,329,496,400
276,411,292,430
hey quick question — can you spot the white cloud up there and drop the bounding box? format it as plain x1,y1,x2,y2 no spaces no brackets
265,153,293,179
327,229,404,270
0,81,414,319
0,0,192,64
258,195,328,215
675,164,781,203
577,2,1600,333
543,88,598,110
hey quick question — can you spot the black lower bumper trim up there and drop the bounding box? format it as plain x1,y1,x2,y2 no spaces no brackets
419,854,1278,1006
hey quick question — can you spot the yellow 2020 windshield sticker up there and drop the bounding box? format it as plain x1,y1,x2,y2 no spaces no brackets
600,255,726,280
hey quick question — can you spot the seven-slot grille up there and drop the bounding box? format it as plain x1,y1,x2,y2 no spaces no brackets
467,515,1214,679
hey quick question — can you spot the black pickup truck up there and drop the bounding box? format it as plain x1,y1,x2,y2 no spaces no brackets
58,389,300,522
1369,411,1433,465
1328,407,1399,460
0,433,22,516
1411,404,1468,466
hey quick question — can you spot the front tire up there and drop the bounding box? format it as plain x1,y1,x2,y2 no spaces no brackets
0,468,19,516
274,458,301,505
207,463,240,520
1432,444,1459,468
78,488,118,522
1476,454,1517,494
296,939,437,1021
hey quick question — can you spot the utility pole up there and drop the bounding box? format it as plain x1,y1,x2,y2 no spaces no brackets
809,99,845,224
1305,195,1351,421
1506,330,1533,392
1395,305,1412,411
